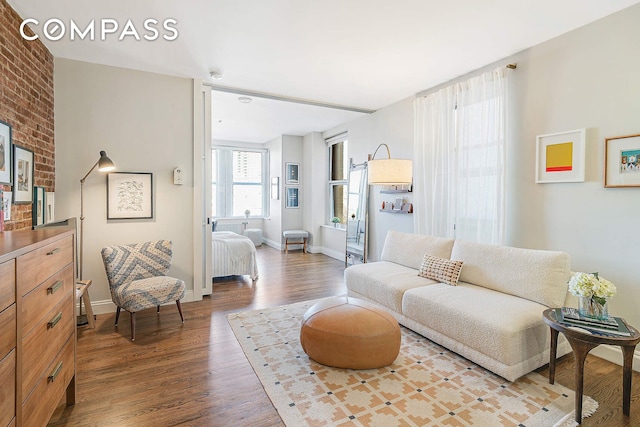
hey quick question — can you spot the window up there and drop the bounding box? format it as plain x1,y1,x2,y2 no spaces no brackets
212,147,268,218
327,133,348,225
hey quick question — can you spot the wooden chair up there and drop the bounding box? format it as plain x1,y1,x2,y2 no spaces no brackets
101,240,185,341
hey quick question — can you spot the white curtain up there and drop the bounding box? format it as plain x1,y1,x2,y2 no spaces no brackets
414,67,507,244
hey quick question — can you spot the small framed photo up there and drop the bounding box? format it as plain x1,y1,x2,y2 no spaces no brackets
107,172,153,219
604,133,640,187
535,129,586,183
0,120,12,184
285,163,299,185
45,191,55,223
393,196,403,210
13,145,34,204
271,177,279,200
285,187,299,209
32,186,45,226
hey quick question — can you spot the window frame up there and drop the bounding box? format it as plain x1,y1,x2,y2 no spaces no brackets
326,133,348,226
212,146,269,219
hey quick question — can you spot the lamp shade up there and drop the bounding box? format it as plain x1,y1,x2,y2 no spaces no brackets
368,158,413,185
98,151,115,172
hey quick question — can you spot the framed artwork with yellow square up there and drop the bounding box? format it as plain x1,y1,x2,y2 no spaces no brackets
535,129,585,183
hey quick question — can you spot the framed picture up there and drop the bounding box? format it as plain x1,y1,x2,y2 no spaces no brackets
45,191,55,223
271,177,279,200
13,145,34,204
535,129,586,183
285,163,299,185
2,191,11,220
285,187,299,209
604,133,640,188
32,186,45,226
107,172,153,219
0,120,11,184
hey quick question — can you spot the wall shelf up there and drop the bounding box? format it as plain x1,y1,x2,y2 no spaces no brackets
379,209,412,214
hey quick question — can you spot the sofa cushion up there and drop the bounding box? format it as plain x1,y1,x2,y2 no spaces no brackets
451,240,570,307
402,282,550,367
344,261,438,313
380,231,455,270
418,255,464,286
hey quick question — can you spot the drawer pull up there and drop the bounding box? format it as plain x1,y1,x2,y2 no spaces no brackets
48,361,63,383
47,280,64,294
47,248,61,256
48,312,63,329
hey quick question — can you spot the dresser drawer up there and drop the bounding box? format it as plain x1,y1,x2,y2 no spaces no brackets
0,349,16,427
0,303,16,359
21,293,74,398
22,336,74,427
17,235,73,296
0,260,15,311
22,264,74,336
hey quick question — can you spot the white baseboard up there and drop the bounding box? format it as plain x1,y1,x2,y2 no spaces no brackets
321,247,345,262
262,237,282,250
591,344,640,372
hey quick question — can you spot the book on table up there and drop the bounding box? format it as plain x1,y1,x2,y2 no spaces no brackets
557,307,632,337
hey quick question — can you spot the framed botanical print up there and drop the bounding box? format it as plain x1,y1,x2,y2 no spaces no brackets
107,172,154,219
285,163,299,185
0,120,11,184
285,187,299,208
33,186,45,226
13,145,33,204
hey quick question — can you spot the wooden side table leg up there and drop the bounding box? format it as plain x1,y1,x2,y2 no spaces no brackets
622,345,637,415
548,328,558,384
567,338,599,425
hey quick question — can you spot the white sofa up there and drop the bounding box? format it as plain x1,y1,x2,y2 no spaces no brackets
345,230,574,381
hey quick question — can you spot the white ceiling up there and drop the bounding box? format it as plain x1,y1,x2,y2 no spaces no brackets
8,0,640,143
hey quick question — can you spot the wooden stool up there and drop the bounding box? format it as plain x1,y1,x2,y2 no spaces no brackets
76,279,96,328
283,230,309,253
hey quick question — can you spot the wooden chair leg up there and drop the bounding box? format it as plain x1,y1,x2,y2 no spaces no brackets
115,307,121,326
131,312,136,341
176,300,184,323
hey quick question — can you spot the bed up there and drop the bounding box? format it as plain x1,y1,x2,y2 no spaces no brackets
212,231,259,281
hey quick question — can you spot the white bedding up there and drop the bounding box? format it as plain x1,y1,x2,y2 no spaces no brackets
212,231,259,280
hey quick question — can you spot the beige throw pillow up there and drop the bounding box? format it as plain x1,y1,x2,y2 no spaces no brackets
418,254,464,286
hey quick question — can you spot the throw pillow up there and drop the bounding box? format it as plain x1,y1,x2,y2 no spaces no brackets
418,254,464,286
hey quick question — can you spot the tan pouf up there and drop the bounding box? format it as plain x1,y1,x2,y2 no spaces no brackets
300,296,401,369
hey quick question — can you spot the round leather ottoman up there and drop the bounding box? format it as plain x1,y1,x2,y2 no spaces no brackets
300,296,401,369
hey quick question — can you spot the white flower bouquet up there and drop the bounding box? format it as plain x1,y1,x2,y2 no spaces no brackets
568,272,616,306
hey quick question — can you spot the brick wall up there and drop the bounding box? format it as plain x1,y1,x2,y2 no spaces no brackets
0,0,54,231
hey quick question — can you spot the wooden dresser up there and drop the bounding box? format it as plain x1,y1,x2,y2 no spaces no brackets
0,228,76,427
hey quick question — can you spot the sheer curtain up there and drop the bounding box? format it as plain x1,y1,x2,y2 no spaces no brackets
414,67,507,244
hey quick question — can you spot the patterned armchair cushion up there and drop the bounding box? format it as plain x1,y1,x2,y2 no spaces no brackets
113,276,186,312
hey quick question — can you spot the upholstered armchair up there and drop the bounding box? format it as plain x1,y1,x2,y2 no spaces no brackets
101,240,186,341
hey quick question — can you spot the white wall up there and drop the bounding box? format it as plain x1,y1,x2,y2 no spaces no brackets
264,135,283,246
54,58,194,311
322,4,640,366
302,132,327,250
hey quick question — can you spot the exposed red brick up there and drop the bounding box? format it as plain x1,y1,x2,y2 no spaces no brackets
0,0,54,230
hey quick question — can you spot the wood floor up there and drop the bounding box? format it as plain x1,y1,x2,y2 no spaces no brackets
49,246,640,426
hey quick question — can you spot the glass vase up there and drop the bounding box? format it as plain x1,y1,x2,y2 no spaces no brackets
578,296,608,320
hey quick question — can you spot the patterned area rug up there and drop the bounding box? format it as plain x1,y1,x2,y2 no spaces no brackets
228,299,597,427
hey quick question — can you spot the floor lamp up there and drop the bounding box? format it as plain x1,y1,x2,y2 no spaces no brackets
79,150,115,281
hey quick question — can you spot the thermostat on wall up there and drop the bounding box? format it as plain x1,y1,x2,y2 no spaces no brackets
173,167,184,185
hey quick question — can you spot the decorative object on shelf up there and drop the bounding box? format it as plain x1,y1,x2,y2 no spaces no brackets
604,133,640,188
367,143,412,186
80,150,116,279
393,196,403,210
2,191,10,221
244,209,250,218
0,119,12,184
285,162,299,185
535,129,586,183
12,144,34,204
380,202,413,214
107,171,153,220
380,184,412,193
568,272,616,320
331,216,340,227
45,191,55,223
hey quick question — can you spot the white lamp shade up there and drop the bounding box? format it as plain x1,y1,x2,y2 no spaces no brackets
368,159,413,185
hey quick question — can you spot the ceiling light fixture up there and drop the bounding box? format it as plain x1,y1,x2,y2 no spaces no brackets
238,96,252,104
210,71,223,80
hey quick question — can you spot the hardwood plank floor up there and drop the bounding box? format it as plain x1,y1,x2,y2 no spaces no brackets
49,246,640,426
